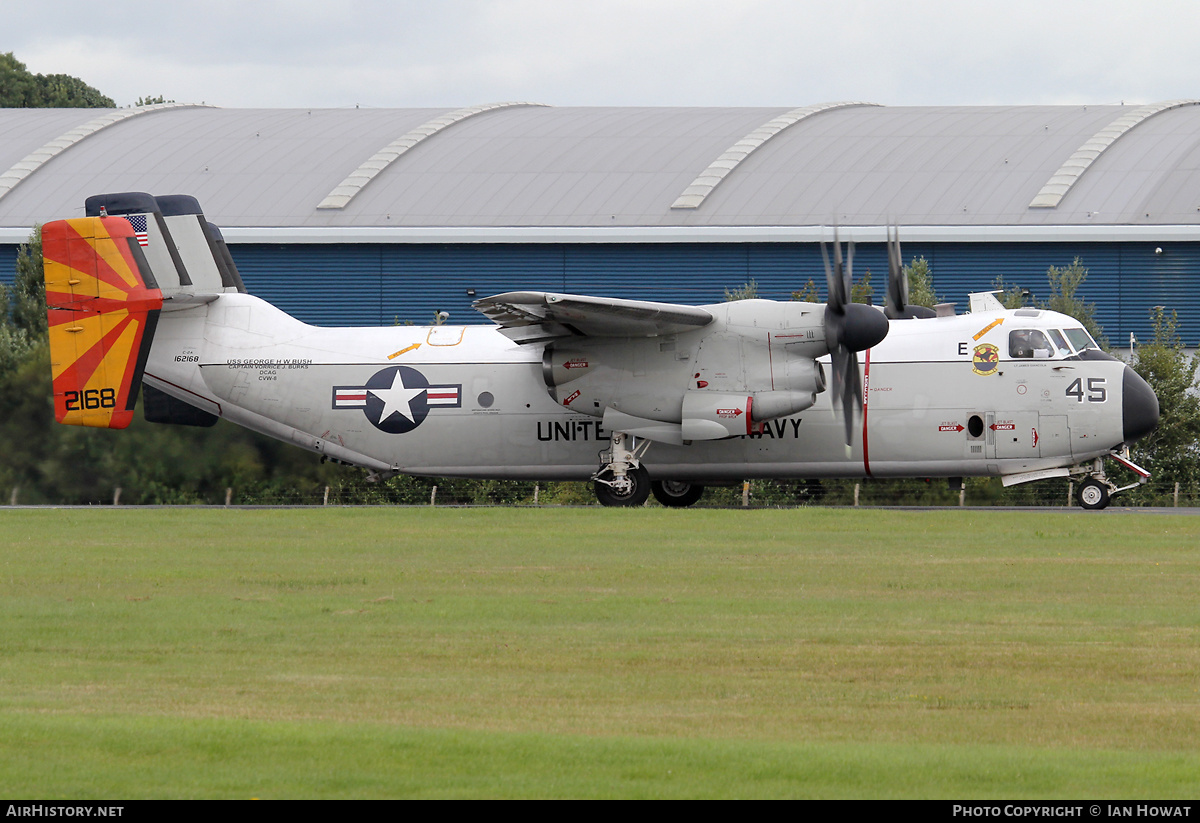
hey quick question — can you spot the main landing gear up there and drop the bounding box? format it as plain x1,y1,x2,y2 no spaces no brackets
592,431,652,507
591,431,707,507
1072,448,1151,510
650,480,706,508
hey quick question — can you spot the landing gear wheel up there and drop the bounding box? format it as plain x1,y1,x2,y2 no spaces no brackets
651,480,705,508
594,465,651,507
1078,478,1111,511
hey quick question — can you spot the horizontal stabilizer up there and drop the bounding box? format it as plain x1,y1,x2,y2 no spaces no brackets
43,216,164,428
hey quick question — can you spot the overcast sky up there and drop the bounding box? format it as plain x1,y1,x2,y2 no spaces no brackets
7,0,1199,109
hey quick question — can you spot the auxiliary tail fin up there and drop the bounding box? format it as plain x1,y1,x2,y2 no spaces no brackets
82,192,246,296
42,215,164,428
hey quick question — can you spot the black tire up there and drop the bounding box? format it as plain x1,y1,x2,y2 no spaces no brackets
651,480,705,508
594,465,651,507
1078,478,1111,510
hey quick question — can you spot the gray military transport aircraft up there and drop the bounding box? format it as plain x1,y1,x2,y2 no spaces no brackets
42,193,1159,509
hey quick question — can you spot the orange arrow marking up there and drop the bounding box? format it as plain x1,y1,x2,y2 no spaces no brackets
387,343,422,360
973,318,1004,340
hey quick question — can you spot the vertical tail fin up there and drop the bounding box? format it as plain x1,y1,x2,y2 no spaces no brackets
42,216,164,428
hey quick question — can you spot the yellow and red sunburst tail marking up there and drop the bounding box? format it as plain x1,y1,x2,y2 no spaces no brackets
42,217,163,428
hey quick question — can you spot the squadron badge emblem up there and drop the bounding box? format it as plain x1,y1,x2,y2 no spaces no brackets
972,343,999,376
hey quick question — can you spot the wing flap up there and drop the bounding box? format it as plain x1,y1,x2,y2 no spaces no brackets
474,291,712,340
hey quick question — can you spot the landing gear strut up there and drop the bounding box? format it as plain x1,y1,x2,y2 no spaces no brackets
1072,449,1150,510
592,431,652,507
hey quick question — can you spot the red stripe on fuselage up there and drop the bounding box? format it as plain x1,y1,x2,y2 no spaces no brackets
862,349,872,477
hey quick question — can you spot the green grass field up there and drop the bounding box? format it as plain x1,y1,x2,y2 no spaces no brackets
2,507,1198,798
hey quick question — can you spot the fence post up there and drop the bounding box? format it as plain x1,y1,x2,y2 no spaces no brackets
112,487,121,506
854,483,860,507
1067,481,1074,507
225,487,232,507
534,483,539,506
742,481,750,507
959,487,965,506
9,487,17,506
323,486,330,506
430,485,438,506
1174,482,1180,507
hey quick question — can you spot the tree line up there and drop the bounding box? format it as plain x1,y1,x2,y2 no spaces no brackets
0,53,114,108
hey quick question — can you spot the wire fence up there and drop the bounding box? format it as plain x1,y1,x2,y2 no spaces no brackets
9,477,1198,508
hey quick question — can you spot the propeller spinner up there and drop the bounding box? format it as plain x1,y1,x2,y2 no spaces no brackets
821,230,889,446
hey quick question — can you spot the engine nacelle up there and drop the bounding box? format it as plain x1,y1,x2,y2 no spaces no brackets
681,391,753,439
541,303,833,442
750,388,820,422
545,347,595,387
680,386,822,440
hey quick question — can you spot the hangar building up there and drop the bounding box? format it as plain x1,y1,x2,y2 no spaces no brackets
3,101,1200,342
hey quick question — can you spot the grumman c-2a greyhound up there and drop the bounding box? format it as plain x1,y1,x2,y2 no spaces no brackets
42,193,1159,509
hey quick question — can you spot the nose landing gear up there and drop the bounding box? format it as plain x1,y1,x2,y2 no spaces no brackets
1073,449,1151,510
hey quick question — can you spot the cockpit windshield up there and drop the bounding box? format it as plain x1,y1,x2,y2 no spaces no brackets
1062,327,1099,353
1047,329,1072,356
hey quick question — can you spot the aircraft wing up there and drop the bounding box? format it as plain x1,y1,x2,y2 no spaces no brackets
473,291,714,343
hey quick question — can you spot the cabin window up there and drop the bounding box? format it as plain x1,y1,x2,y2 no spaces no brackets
1008,329,1054,359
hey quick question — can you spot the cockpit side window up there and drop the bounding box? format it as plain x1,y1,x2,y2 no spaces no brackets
1009,329,1054,359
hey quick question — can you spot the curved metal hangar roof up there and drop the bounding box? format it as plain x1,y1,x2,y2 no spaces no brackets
2,101,1200,239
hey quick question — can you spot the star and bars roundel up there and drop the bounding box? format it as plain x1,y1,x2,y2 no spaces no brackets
332,366,461,433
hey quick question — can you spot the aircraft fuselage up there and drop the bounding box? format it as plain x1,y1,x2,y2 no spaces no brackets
143,294,1147,484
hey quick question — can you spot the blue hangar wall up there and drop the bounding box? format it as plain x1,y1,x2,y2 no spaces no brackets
3,239,1197,343
227,240,1199,344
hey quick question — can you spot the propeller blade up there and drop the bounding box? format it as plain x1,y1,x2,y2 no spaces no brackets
823,228,850,310
821,242,836,305
825,256,844,307
885,225,909,320
828,345,864,447
884,225,936,319
842,358,860,446
844,238,855,304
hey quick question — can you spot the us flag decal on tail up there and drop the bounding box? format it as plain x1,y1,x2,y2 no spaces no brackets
42,216,164,428
122,213,150,247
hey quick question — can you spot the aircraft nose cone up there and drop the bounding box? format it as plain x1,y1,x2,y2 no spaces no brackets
838,303,890,352
1122,365,1159,444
